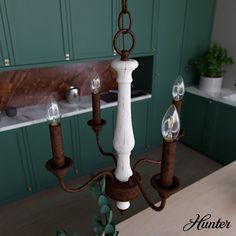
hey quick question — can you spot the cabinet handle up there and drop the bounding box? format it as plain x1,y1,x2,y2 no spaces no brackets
113,50,117,56
65,53,70,61
4,58,10,66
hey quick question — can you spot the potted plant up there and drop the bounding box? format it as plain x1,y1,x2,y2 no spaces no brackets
194,42,234,95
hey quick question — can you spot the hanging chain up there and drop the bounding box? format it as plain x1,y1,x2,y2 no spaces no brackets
113,0,136,61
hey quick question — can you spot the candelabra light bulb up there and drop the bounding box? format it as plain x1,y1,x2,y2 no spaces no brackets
161,104,180,142
172,75,185,101
89,68,101,94
46,98,61,126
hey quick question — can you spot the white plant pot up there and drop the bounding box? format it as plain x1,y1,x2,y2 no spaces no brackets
199,76,223,95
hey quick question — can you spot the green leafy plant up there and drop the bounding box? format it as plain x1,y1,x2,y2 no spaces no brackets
90,177,119,236
55,176,118,236
194,42,234,77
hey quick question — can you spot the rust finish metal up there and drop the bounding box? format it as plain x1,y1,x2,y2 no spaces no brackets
113,0,136,61
49,124,65,168
92,92,101,125
172,99,182,116
160,140,178,188
88,119,117,165
151,174,180,199
132,158,161,171
58,170,114,194
46,157,73,178
106,171,141,202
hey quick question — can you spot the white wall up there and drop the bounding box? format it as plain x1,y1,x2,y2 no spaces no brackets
212,0,236,89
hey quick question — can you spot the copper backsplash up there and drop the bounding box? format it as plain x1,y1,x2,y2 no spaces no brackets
0,61,117,110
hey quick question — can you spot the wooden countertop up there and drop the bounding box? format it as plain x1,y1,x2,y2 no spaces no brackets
117,161,236,236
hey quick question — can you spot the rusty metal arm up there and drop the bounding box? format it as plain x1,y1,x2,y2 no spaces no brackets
133,175,166,212
57,170,114,194
132,159,161,171
95,133,117,165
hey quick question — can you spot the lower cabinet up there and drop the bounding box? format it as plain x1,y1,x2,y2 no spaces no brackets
24,116,77,191
206,101,236,164
181,92,210,152
76,108,115,174
0,129,32,205
0,99,151,205
132,100,150,155
181,92,236,165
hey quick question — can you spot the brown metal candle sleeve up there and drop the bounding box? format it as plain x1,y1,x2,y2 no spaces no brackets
172,99,182,116
92,92,101,125
49,124,65,168
160,140,177,188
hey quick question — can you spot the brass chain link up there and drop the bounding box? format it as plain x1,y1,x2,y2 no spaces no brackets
113,0,136,61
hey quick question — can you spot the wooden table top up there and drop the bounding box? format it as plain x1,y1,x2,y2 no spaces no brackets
117,161,236,236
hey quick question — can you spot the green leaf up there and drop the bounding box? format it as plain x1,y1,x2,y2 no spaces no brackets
98,195,109,207
104,224,115,234
55,231,68,236
107,210,113,224
100,204,111,214
70,233,79,236
100,176,106,193
92,217,104,235
90,183,102,199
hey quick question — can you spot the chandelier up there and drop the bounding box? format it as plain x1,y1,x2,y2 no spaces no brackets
45,0,185,213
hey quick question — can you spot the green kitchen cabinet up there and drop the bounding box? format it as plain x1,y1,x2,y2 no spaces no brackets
0,8,11,67
0,0,69,66
205,102,236,165
68,0,115,60
0,129,32,205
119,0,158,56
132,99,150,155
180,0,216,86
181,92,210,152
24,117,77,191
76,108,115,174
181,92,236,165
149,0,187,148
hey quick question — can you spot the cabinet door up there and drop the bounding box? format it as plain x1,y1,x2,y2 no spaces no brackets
131,100,149,155
121,0,157,55
149,0,187,148
181,93,210,152
0,9,10,67
0,129,31,205
68,0,114,59
180,0,216,86
25,117,76,191
77,108,114,174
2,0,69,65
206,102,236,165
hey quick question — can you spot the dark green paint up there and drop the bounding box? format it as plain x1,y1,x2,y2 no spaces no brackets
76,109,114,174
2,0,67,65
149,0,187,148
132,100,149,155
180,0,216,86
0,129,31,205
69,0,114,59
182,92,236,165
181,92,209,152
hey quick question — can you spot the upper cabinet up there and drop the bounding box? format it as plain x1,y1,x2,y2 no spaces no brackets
180,0,216,86
0,7,11,67
68,0,115,59
1,0,69,66
0,0,157,69
120,0,157,55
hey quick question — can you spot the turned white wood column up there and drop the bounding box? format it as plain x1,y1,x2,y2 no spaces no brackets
111,59,139,210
